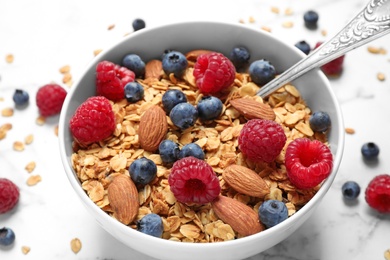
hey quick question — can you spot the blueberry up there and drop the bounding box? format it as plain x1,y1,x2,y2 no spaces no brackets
159,139,180,165
162,89,187,113
230,46,250,70
129,157,157,188
258,200,288,228
178,143,205,160
0,227,16,246
162,51,188,78
122,54,145,77
132,18,146,31
137,213,163,238
294,40,311,55
124,82,144,103
309,111,331,132
169,102,198,130
342,181,361,200
13,89,29,106
197,96,223,121
361,142,380,160
303,10,319,29
249,59,276,86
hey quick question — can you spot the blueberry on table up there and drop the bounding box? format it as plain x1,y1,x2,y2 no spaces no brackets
197,96,223,121
129,157,157,187
294,40,311,55
13,89,29,107
122,54,145,78
178,143,205,160
309,111,331,132
162,89,187,114
137,213,163,238
132,18,146,31
361,142,380,160
159,139,180,165
258,200,288,228
249,59,276,86
303,10,319,29
0,227,16,246
342,181,361,200
169,102,198,130
124,82,144,103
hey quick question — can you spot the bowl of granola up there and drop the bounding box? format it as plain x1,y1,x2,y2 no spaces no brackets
58,21,344,260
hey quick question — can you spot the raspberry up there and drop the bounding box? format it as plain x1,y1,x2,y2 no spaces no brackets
0,178,20,214
36,84,67,116
96,60,135,101
168,157,221,204
193,52,236,94
238,119,287,163
285,138,333,189
315,42,345,76
69,96,116,146
365,174,390,213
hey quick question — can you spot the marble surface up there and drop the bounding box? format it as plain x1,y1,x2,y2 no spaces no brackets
1,0,390,259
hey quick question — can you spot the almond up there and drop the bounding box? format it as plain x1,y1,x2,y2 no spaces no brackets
107,175,139,225
145,59,163,79
185,49,212,62
211,195,265,236
138,105,168,152
230,98,276,120
222,164,270,198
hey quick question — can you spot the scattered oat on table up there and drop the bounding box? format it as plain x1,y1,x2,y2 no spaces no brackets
36,116,46,125
94,49,103,56
282,21,294,28
59,65,71,74
25,134,34,145
1,107,14,117
249,16,256,23
284,8,293,16
367,46,387,55
107,24,115,30
25,161,36,173
271,6,280,14
377,72,385,81
26,175,42,186
21,246,31,255
261,26,272,32
70,238,82,254
5,54,14,63
345,128,355,135
13,141,25,151
385,249,390,260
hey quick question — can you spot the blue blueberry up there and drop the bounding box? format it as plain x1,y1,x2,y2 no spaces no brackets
137,213,163,238
249,59,276,86
0,227,16,246
13,89,29,106
303,10,319,29
129,157,157,188
132,18,146,31
169,102,198,130
162,51,188,78
159,139,180,165
162,89,187,113
258,200,288,228
309,111,331,132
124,82,144,103
294,40,311,55
230,46,250,70
342,181,361,200
178,143,205,160
361,142,380,160
122,54,145,78
197,96,223,121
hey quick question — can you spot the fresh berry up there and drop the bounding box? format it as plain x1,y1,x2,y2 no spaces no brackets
361,142,380,160
238,119,286,163
159,140,180,165
303,10,319,29
178,143,205,160
69,96,116,146
197,96,223,121
129,157,157,188
13,89,29,106
249,59,276,86
137,213,163,238
0,227,16,246
193,52,236,94
169,102,198,130
124,82,144,103
230,46,251,70
309,111,331,132
365,174,390,213
342,181,361,200
294,40,311,55
96,60,135,101
162,89,187,113
122,54,145,78
168,156,221,204
285,138,333,189
132,18,146,31
162,51,188,78
258,200,288,228
36,84,67,116
0,178,19,214
314,42,345,76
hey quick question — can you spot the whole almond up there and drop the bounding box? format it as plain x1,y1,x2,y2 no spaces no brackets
230,98,276,120
212,195,265,236
145,59,163,79
138,105,168,152
223,164,270,198
108,175,139,225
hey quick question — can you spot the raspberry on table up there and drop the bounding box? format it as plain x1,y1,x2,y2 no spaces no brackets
315,42,345,76
168,156,221,204
365,174,390,213
36,84,67,116
96,60,135,101
0,178,20,214
238,119,287,163
69,96,116,146
193,52,236,94
285,138,333,189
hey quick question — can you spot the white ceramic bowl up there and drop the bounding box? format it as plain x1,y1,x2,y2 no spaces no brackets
58,21,344,260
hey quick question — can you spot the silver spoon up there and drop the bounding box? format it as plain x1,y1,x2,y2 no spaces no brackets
257,0,390,98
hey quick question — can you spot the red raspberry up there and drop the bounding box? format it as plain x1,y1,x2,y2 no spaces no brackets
315,42,345,77
96,60,135,101
193,52,236,94
365,174,390,213
0,178,20,214
36,84,67,116
168,157,221,204
69,96,116,146
238,119,287,163
285,138,333,189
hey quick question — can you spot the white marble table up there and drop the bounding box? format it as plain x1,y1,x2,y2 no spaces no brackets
1,0,389,259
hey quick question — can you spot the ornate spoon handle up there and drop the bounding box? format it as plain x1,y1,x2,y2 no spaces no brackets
257,0,390,98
